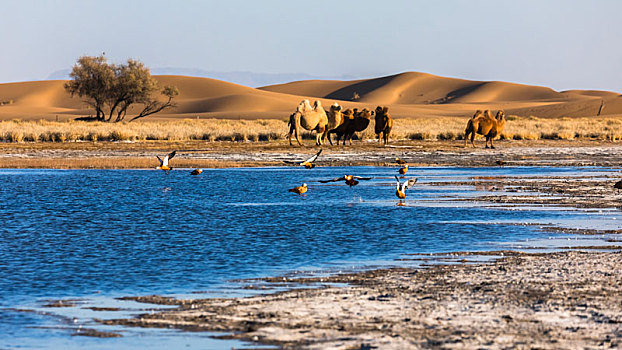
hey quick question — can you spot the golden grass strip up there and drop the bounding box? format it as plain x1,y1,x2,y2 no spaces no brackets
2,116,622,143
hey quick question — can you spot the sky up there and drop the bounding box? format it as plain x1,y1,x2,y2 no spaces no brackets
1,0,621,91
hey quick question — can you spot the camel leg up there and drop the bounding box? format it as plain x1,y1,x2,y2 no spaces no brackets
288,124,294,146
490,137,495,149
322,127,330,145
295,126,302,146
327,132,334,146
470,132,476,148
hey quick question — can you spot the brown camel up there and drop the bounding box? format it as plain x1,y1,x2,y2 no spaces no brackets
329,108,373,145
464,110,506,149
288,100,329,146
374,106,393,145
324,103,344,145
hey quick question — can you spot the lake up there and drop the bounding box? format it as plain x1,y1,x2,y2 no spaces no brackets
1,166,620,349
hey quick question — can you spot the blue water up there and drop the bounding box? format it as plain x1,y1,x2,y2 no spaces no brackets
1,166,621,349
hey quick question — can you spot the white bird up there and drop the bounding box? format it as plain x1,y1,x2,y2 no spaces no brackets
156,151,176,174
284,149,322,168
395,175,417,199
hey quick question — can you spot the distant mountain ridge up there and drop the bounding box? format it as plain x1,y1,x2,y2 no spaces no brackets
46,68,360,88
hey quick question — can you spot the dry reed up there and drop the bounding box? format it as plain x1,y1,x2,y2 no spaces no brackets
2,116,622,143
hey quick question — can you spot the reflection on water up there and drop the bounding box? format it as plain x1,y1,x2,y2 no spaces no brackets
1,166,621,349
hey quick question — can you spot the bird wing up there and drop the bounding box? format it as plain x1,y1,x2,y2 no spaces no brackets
156,155,164,166
403,178,418,190
319,176,346,183
301,149,322,165
394,175,401,190
161,151,176,167
352,176,372,180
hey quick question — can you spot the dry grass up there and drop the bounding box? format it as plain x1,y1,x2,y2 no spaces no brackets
2,116,622,144
371,116,622,142
0,157,279,169
0,119,288,143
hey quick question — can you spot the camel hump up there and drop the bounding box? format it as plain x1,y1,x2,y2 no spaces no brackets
313,100,323,110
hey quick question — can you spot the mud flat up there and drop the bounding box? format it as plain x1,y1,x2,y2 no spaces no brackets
2,139,622,168
102,250,621,349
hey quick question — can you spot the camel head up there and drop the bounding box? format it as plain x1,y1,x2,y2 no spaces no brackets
495,110,505,121
330,103,342,112
343,108,354,120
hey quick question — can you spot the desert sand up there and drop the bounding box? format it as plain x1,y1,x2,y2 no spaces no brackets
0,71,621,121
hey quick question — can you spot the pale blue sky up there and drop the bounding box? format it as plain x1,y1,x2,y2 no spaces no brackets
1,0,621,91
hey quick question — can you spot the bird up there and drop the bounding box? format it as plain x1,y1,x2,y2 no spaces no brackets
398,165,408,175
495,160,505,166
156,151,176,174
395,175,418,199
614,180,622,192
288,183,308,195
190,169,203,175
395,157,407,165
284,149,322,169
319,175,372,187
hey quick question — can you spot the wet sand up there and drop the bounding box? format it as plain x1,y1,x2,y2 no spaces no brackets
103,250,622,349
2,139,622,168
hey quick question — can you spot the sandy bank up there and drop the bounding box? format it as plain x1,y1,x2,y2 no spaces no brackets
2,139,622,168
103,250,621,349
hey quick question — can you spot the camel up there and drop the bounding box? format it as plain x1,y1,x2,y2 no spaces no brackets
464,110,506,149
324,103,344,145
288,100,329,146
329,108,373,145
374,106,393,145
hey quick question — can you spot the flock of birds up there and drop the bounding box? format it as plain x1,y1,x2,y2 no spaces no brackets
157,149,622,197
286,151,418,202
155,149,418,202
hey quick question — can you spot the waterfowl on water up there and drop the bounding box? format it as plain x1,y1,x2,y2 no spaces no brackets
319,175,372,187
190,169,203,175
156,151,176,174
398,165,408,175
284,149,322,169
288,183,308,195
395,175,417,199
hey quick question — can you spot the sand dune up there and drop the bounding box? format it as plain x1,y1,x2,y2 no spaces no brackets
0,72,620,121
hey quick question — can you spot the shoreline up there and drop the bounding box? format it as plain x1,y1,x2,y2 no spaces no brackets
102,250,622,349
2,139,622,169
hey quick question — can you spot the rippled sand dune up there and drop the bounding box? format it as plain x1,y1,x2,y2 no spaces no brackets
1,72,621,121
